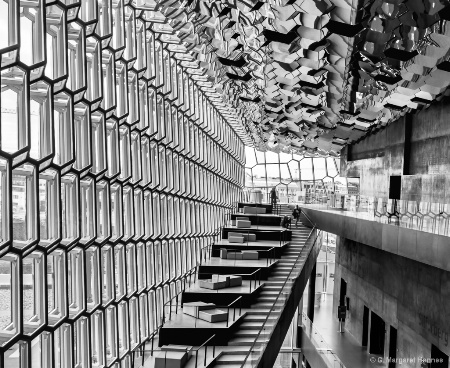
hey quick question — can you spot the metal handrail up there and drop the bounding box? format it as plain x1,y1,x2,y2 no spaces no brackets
214,296,243,327
220,228,289,249
162,278,187,323
157,334,217,368
239,227,321,368
161,264,202,323
265,247,275,266
192,334,217,367
187,295,244,329
300,208,315,228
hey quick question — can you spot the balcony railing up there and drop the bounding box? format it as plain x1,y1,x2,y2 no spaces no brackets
300,194,450,237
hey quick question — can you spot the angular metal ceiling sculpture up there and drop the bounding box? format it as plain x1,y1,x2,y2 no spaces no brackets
132,0,450,156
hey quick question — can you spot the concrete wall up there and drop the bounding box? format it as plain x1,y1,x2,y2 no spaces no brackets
409,99,450,176
334,236,450,368
341,117,405,198
401,174,450,202
341,98,450,203
331,99,450,367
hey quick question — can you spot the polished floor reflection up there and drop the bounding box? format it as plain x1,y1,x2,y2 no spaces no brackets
307,294,384,368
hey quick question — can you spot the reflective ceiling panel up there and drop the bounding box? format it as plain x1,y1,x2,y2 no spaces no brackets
136,0,450,156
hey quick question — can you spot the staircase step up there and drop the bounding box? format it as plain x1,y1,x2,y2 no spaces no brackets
256,297,278,303
213,363,242,368
260,291,281,296
228,337,256,346
273,267,292,271
234,330,261,337
239,321,273,330
264,280,293,284
272,268,292,272
275,269,294,273
262,284,284,289
246,308,281,315
253,300,282,305
259,290,282,295
256,302,284,308
255,292,277,298
276,264,296,268
219,347,251,354
215,354,251,364
258,293,279,298
244,314,278,322
281,258,305,262
279,258,296,261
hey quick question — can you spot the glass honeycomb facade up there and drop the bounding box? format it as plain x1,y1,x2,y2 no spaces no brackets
0,2,246,367
244,147,347,203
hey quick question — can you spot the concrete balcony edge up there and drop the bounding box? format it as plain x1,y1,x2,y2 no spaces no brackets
302,207,450,272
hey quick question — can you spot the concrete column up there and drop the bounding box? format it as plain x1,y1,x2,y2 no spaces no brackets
307,263,316,322
296,298,303,348
291,307,299,349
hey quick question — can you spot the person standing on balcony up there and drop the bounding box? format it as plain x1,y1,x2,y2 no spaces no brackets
270,186,278,210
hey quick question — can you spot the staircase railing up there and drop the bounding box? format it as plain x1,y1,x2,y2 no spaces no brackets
154,334,217,368
300,209,315,228
240,226,322,368
193,334,217,367
198,269,262,293
214,296,243,327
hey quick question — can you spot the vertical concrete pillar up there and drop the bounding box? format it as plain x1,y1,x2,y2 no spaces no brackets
307,263,316,322
403,113,412,175
291,306,299,349
297,297,303,349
